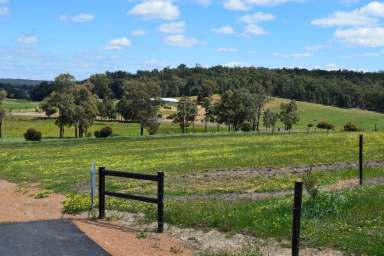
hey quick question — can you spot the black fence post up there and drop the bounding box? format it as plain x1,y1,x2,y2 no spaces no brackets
292,181,303,256
99,167,106,219
157,171,164,233
359,134,363,185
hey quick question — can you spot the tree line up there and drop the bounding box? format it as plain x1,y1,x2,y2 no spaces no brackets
172,93,299,134
3,65,384,113
0,71,302,138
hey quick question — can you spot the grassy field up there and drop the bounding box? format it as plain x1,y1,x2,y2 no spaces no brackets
265,98,384,131
2,99,39,112
2,97,384,255
0,131,383,192
0,130,383,254
2,96,384,141
1,116,221,139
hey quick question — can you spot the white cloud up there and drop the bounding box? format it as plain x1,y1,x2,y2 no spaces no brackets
291,52,312,58
213,25,235,34
224,0,302,10
334,27,384,47
324,64,339,71
224,0,251,11
0,6,9,16
217,47,238,52
131,30,148,36
158,21,185,34
103,37,131,50
60,13,95,23
17,35,39,45
224,61,246,67
242,23,267,36
248,0,303,6
144,59,167,69
311,1,384,27
128,0,180,20
164,34,204,47
240,12,275,23
274,51,312,58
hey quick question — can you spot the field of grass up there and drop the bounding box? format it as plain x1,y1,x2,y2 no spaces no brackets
2,99,39,112
1,129,384,254
2,97,384,255
265,97,384,131
1,116,221,139
3,96,384,140
214,95,384,131
0,131,383,192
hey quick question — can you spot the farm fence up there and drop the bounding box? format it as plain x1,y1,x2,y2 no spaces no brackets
98,167,164,233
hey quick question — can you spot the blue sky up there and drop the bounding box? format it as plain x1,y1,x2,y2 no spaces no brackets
0,0,384,80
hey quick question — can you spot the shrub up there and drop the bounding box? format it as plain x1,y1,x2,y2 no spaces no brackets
307,123,314,128
145,120,160,135
317,121,334,130
344,122,359,132
95,126,113,138
24,128,42,141
241,122,252,132
302,170,319,198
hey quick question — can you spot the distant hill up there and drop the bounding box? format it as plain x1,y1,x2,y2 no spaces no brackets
0,79,46,86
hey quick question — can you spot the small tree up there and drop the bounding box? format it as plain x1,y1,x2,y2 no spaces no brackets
201,97,216,133
263,109,279,133
173,97,197,134
40,99,57,118
280,100,299,132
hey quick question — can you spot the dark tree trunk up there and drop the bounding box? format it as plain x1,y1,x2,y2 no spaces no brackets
0,121,2,138
140,122,144,136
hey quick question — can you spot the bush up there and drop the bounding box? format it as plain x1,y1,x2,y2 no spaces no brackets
94,126,113,138
145,121,160,135
241,122,252,132
302,170,319,198
317,121,334,130
344,122,359,132
24,128,42,141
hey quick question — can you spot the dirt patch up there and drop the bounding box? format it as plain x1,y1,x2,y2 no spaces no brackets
0,180,192,256
118,213,343,256
0,180,65,222
73,218,192,256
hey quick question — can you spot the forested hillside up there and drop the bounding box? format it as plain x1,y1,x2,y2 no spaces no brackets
2,66,384,112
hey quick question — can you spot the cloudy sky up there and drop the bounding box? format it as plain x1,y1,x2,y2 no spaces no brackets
0,0,384,80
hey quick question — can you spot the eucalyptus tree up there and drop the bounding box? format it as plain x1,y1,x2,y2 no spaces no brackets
280,100,299,131
173,97,198,134
215,88,256,131
117,80,162,135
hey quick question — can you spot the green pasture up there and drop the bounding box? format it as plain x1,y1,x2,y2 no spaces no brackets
1,116,220,139
2,99,39,112
1,131,383,192
266,97,384,131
